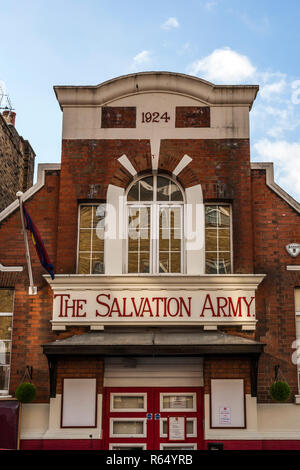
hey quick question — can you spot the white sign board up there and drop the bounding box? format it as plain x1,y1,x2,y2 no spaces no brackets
51,288,256,329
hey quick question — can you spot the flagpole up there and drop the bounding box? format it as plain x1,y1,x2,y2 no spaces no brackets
16,191,37,295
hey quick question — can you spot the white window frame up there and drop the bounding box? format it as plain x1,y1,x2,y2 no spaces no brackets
76,203,105,274
110,392,147,412
125,174,186,275
204,202,233,274
160,443,197,450
109,443,147,450
159,392,197,412
0,290,14,397
109,417,147,438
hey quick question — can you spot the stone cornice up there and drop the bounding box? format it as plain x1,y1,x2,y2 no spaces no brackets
54,72,259,110
43,273,265,291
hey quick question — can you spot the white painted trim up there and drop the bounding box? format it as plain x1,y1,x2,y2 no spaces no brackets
160,443,197,450
160,392,197,412
104,184,125,274
173,154,193,176
118,154,137,176
44,273,266,290
0,163,61,222
22,395,103,440
0,264,23,272
185,184,205,274
109,417,147,438
251,162,300,214
109,443,147,450
287,265,300,271
110,392,147,412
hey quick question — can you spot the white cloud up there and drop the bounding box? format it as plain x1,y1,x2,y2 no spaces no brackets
188,47,256,84
260,79,286,100
133,50,151,65
253,139,300,201
161,17,179,30
205,1,219,10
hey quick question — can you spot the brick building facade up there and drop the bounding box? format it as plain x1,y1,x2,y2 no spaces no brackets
0,110,35,212
0,72,300,450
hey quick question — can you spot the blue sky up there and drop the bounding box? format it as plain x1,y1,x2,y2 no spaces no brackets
1,0,300,201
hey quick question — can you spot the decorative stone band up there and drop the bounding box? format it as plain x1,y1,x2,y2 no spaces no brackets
44,274,265,331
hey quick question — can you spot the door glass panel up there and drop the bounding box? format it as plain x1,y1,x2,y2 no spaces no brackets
161,394,195,410
112,420,145,436
112,395,145,410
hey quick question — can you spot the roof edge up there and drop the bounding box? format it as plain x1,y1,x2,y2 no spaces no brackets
54,71,259,110
251,162,300,213
0,163,61,223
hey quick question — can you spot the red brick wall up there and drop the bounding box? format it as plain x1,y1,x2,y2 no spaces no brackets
1,136,300,407
101,107,136,128
175,107,210,128
204,356,251,394
0,169,60,402
251,168,300,402
56,137,253,274
56,357,103,394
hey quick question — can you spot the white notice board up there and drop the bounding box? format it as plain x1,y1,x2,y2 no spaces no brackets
62,378,97,427
210,379,245,428
169,417,186,440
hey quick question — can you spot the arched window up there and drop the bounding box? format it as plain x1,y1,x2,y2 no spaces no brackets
126,174,184,274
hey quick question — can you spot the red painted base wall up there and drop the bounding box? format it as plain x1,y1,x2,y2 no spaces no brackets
20,439,300,451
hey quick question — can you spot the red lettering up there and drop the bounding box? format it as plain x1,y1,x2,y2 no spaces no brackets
110,298,122,316
96,294,111,317
179,297,191,317
217,297,228,317
131,297,145,317
54,294,70,317
72,299,87,317
228,297,242,317
141,298,153,317
167,297,180,317
200,294,215,317
122,297,133,317
152,297,166,317
242,296,255,317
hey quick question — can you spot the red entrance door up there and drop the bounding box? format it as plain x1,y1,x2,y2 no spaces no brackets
103,387,204,450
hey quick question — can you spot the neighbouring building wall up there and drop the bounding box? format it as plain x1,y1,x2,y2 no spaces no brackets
0,168,60,401
0,111,35,211
251,167,300,402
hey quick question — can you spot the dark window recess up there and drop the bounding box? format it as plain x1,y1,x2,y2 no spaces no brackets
101,107,136,128
175,106,210,128
207,442,224,451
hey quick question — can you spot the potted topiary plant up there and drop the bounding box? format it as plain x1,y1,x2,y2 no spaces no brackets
270,380,291,403
15,382,37,404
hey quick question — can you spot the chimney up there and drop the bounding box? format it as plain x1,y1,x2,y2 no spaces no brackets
2,110,16,126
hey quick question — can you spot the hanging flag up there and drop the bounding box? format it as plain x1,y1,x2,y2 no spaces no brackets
22,205,55,280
